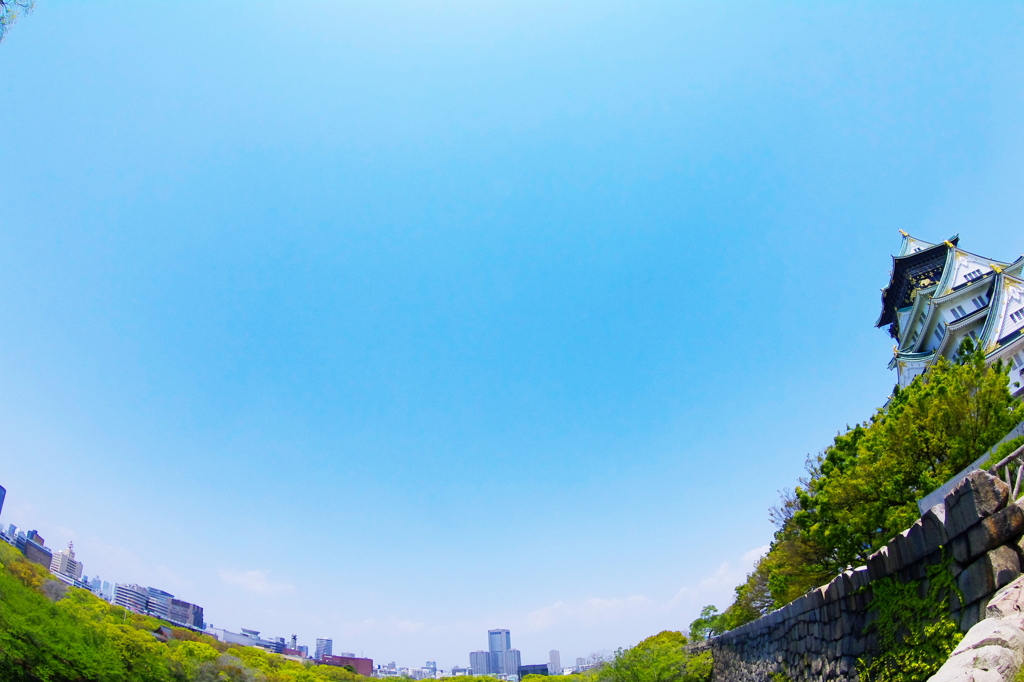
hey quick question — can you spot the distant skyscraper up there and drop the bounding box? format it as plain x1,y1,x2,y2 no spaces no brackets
316,638,333,661
549,651,561,674
488,629,512,673
0,483,6,517
469,650,490,675
502,649,521,676
291,635,298,650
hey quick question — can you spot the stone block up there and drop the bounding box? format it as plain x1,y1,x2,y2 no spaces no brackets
967,503,1024,560
850,565,871,590
952,534,973,565
868,546,892,581
835,571,854,599
961,601,986,632
921,503,942,552
960,556,996,608
945,471,1010,540
990,546,1021,592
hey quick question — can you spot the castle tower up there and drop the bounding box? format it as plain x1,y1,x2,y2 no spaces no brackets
878,232,1024,393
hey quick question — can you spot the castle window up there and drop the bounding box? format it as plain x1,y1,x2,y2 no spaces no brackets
951,305,968,320
972,296,989,309
1011,308,1024,324
965,269,983,282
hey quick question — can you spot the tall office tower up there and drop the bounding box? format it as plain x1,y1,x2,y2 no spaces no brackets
488,629,511,673
549,650,561,674
291,635,298,650
0,483,6,517
50,542,84,581
469,650,490,675
425,661,437,673
502,649,521,676
316,638,333,661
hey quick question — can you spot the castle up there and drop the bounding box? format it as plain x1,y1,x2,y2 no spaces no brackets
878,232,1024,394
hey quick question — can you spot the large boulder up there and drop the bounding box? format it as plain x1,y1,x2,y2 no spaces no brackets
987,574,1024,619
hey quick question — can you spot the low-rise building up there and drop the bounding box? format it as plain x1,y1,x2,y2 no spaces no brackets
519,665,550,677
114,584,150,613
167,598,205,630
321,655,373,677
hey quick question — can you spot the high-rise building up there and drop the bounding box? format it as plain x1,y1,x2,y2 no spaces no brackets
469,650,490,675
425,661,437,673
114,584,150,613
0,483,6,517
316,638,333,661
549,651,561,675
488,629,512,673
503,650,522,676
291,635,298,650
50,542,84,581
879,234,1024,391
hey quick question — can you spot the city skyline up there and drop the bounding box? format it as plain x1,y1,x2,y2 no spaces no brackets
3,0,1024,667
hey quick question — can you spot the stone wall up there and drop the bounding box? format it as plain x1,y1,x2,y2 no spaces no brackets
703,470,1024,682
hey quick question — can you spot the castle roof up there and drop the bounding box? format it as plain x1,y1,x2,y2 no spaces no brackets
876,234,958,330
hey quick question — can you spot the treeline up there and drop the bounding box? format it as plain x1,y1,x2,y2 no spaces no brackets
0,534,712,682
690,341,1024,638
520,630,710,682
0,540,366,681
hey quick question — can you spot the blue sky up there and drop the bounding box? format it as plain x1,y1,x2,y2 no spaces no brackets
2,0,1024,669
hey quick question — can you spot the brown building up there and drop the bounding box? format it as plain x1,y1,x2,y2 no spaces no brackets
320,655,373,676
23,540,53,569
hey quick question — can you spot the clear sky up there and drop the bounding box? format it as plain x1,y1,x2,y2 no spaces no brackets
1,0,1024,670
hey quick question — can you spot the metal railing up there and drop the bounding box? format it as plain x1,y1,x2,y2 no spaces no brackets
987,443,1024,500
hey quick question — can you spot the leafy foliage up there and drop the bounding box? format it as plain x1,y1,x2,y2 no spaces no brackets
857,552,963,682
597,631,711,682
0,541,368,681
0,0,33,42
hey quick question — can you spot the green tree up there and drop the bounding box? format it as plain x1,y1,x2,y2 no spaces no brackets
0,0,33,42
712,341,1024,632
600,631,710,682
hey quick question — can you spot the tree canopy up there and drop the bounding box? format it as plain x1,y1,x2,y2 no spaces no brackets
0,0,33,42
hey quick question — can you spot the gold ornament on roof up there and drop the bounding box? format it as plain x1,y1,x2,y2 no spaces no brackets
899,229,909,237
